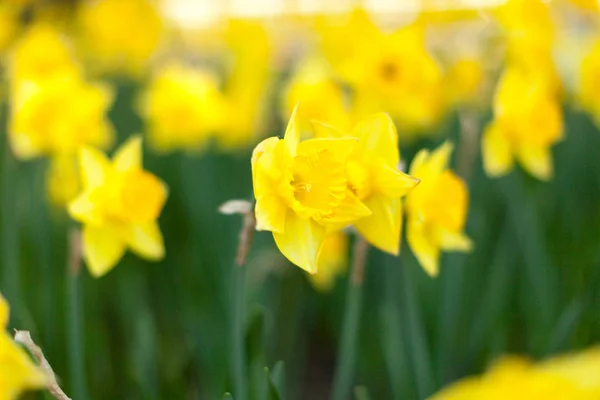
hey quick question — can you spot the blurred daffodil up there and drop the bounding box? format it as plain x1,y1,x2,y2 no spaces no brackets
140,62,226,153
482,67,563,181
579,40,600,125
47,154,81,207
9,22,79,84
430,347,600,399
0,4,21,53
0,293,47,400
283,56,350,132
495,0,555,49
77,0,163,75
444,58,484,107
68,136,168,277
251,107,371,274
9,76,114,160
313,114,420,254
405,142,471,277
308,232,348,292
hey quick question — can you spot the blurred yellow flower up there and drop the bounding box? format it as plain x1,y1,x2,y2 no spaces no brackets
430,347,600,399
0,293,47,400
313,114,420,254
9,76,114,160
495,0,555,49
77,0,163,75
308,232,348,292
68,136,168,277
283,56,350,132
140,62,226,153
251,107,371,274
444,58,484,107
9,22,79,84
482,67,563,181
47,154,81,207
219,19,271,150
405,142,471,277
0,4,20,53
579,40,600,124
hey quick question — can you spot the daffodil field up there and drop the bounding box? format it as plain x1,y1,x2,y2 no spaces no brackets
4,0,600,399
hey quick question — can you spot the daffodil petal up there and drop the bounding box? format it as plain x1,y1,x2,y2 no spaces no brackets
82,224,127,277
297,137,358,161
373,163,420,198
0,293,8,328
482,122,514,178
127,221,165,261
68,191,102,225
354,194,401,255
427,141,454,174
114,135,143,172
273,213,325,274
255,195,287,233
352,113,399,166
284,104,301,156
79,145,111,190
440,229,473,252
324,190,372,225
310,120,346,139
409,148,430,176
517,145,553,181
407,217,439,277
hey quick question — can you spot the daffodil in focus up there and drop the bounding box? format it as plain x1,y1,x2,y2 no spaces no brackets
77,0,163,75
308,232,348,292
579,40,600,125
430,347,600,399
283,56,350,132
68,136,168,277
405,142,471,276
9,22,79,84
9,76,114,160
251,107,371,274
313,114,420,254
0,293,47,400
139,62,226,153
482,67,563,181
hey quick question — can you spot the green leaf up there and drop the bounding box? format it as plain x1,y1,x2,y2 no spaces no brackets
354,386,371,400
270,361,285,398
223,393,234,400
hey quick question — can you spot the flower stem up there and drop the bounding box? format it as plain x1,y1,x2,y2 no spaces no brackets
66,228,88,400
230,262,247,400
331,236,369,400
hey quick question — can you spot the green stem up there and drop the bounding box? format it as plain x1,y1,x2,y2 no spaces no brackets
230,263,247,400
331,237,369,400
66,229,88,400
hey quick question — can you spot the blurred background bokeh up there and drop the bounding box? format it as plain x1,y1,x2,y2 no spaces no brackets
3,0,600,399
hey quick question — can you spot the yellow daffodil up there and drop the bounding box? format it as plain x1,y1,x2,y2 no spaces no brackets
47,154,81,207
283,56,350,132
430,347,600,400
0,293,46,400
77,0,163,76
68,136,168,277
9,22,79,84
139,62,226,153
482,67,563,181
308,232,348,292
495,0,555,49
0,4,20,54
579,40,600,125
9,76,114,160
567,0,600,11
251,107,371,274
313,114,420,254
444,58,484,107
405,142,472,277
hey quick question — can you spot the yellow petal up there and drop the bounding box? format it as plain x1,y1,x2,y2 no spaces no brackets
354,194,401,255
517,145,553,181
79,145,111,190
440,229,473,252
373,164,420,198
0,293,8,328
427,141,454,174
325,190,372,225
255,194,287,233
113,135,143,172
82,224,127,277
310,120,345,139
482,122,514,178
68,191,103,225
297,137,358,161
352,113,399,166
273,213,326,274
284,103,301,156
407,217,439,277
127,221,165,261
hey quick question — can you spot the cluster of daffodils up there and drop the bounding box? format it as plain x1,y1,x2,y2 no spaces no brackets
252,107,471,279
0,294,46,400
431,347,600,399
482,0,563,181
